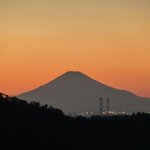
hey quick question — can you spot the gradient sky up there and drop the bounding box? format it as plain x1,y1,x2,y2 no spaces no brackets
0,0,150,97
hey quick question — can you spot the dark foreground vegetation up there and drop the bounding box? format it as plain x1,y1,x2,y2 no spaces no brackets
0,93,150,150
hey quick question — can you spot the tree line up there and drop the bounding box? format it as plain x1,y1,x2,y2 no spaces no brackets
0,92,150,150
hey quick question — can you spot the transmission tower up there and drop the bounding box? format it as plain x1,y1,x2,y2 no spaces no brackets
107,98,110,115
99,97,103,115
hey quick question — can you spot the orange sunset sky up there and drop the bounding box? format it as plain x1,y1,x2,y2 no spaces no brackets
0,0,150,97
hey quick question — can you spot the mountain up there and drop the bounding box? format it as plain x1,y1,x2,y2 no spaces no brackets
18,71,150,114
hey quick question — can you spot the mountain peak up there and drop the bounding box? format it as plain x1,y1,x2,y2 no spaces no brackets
59,71,90,80
66,71,81,73
64,71,83,75
63,71,91,78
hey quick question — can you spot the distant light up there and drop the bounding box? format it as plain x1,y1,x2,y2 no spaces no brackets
81,112,84,115
2,94,7,99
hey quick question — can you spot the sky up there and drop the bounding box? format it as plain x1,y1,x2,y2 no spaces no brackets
0,0,150,97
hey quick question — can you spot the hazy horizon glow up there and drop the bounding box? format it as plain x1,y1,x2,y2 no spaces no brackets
0,0,150,97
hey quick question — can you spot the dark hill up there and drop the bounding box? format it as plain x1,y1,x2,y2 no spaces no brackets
0,92,150,149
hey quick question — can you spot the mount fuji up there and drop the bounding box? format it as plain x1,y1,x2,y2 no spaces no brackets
18,71,150,114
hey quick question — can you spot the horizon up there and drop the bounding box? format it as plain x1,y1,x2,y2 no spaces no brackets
1,0,150,97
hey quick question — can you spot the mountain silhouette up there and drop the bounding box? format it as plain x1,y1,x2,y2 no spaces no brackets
18,71,150,114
